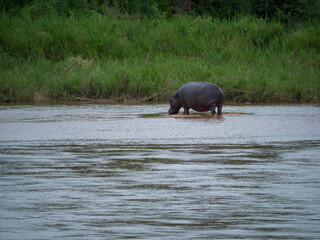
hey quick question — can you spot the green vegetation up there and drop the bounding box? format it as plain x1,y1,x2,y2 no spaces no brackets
0,1,319,103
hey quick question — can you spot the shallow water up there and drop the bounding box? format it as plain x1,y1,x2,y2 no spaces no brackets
0,104,320,239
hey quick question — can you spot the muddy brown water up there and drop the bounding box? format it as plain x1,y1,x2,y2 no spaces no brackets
0,104,320,239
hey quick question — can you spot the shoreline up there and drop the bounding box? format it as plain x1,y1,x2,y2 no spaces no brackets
1,97,319,106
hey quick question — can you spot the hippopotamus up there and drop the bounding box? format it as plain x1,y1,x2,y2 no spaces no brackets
168,82,225,115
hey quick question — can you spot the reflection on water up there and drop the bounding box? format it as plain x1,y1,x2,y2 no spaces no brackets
0,104,320,239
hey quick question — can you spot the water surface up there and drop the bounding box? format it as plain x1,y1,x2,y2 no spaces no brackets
0,104,320,239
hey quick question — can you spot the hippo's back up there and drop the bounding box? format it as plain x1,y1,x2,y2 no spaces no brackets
178,82,223,99
179,82,220,94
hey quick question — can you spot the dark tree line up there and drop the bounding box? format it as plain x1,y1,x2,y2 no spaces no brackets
1,0,319,23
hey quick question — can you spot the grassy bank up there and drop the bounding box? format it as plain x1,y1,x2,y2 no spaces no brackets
0,10,319,103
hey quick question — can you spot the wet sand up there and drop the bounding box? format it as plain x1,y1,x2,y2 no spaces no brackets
163,113,246,118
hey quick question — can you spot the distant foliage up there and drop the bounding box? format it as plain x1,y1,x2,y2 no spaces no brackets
250,0,320,24
1,0,319,23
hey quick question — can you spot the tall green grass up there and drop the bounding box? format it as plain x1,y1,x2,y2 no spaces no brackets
0,10,319,103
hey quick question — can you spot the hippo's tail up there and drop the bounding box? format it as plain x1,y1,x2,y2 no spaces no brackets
218,91,225,103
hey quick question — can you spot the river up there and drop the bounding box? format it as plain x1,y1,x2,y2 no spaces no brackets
0,104,320,239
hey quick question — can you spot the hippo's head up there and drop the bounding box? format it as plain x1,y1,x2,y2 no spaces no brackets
168,97,181,115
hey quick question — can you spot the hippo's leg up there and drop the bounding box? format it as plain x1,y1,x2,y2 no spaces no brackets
210,103,217,115
183,108,190,115
217,105,223,115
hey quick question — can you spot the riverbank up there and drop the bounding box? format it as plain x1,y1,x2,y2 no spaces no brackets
1,10,319,103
